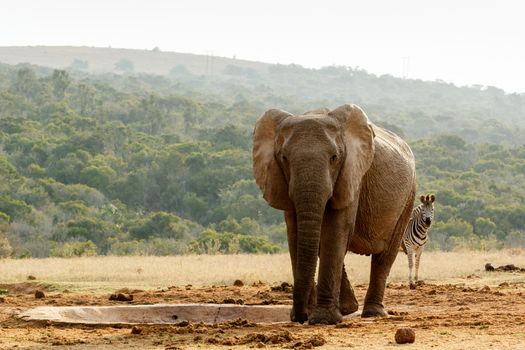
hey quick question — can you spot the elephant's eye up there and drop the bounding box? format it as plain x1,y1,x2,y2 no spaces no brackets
330,154,338,163
282,155,288,163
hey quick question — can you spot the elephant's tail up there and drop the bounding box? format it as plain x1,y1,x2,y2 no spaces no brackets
400,241,407,255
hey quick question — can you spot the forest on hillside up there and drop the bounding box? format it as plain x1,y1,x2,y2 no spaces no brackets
0,60,524,258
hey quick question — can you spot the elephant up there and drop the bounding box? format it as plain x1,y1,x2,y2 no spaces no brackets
252,104,416,325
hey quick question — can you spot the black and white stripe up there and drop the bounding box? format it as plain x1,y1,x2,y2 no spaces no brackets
401,194,435,288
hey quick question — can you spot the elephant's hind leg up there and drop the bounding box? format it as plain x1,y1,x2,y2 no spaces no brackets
362,195,415,318
340,265,358,315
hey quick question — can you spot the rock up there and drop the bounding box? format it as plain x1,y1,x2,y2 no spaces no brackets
496,264,519,272
307,335,326,347
34,290,45,299
395,327,415,344
485,263,495,272
233,279,244,287
222,298,244,305
499,282,510,287
271,281,293,292
388,310,408,316
27,275,37,280
176,320,190,327
480,285,491,292
131,326,142,334
109,293,133,301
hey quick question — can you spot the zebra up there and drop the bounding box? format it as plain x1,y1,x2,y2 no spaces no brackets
401,194,435,289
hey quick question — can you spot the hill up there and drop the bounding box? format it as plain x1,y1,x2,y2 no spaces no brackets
2,46,523,145
0,46,269,76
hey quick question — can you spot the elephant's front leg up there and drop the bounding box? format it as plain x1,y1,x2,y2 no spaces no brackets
308,208,349,325
285,211,316,322
340,264,359,315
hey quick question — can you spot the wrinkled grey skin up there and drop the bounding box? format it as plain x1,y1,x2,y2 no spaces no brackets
253,104,416,324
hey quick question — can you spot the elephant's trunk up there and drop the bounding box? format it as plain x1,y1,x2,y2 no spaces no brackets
292,183,328,322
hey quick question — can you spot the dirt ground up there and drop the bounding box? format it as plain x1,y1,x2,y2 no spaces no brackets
1,274,525,349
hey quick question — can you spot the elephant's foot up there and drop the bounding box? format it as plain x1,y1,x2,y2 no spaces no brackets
340,285,359,315
361,303,387,318
291,285,316,324
409,282,416,290
308,284,317,312
290,307,308,324
308,306,343,325
340,298,359,315
340,273,358,315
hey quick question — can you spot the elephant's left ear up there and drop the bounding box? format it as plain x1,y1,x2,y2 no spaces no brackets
328,104,376,209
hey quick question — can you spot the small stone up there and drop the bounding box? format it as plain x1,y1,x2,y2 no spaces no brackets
233,279,244,287
27,275,36,280
395,327,416,344
131,326,142,334
308,335,327,347
34,290,45,299
499,282,509,287
109,293,133,301
485,263,495,272
176,320,190,327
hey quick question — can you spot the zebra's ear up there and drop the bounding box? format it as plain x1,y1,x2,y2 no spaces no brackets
430,194,435,203
420,195,426,203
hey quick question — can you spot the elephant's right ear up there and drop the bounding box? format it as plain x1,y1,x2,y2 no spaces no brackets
252,109,294,211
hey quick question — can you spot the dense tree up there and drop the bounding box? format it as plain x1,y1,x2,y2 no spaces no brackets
0,63,523,256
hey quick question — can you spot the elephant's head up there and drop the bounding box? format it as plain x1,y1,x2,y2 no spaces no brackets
252,104,375,319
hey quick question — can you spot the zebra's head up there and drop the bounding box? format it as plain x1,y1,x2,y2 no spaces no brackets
419,194,435,226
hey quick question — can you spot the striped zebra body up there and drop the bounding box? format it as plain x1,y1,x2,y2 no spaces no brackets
401,194,435,288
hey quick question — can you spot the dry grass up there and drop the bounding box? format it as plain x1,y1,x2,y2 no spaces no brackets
1,250,524,292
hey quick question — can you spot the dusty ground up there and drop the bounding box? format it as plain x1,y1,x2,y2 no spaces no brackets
1,273,525,349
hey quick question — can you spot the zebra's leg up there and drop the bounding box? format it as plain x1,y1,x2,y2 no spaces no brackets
415,246,424,284
340,264,358,315
406,245,415,289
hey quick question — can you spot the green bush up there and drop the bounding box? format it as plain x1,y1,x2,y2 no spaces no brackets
50,241,98,257
189,228,282,254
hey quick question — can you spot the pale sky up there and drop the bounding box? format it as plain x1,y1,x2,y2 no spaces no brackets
1,0,524,92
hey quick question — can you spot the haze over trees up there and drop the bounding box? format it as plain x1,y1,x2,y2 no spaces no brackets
0,47,524,257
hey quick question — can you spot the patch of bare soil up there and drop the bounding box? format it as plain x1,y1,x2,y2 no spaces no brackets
1,279,525,349
0,282,51,295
